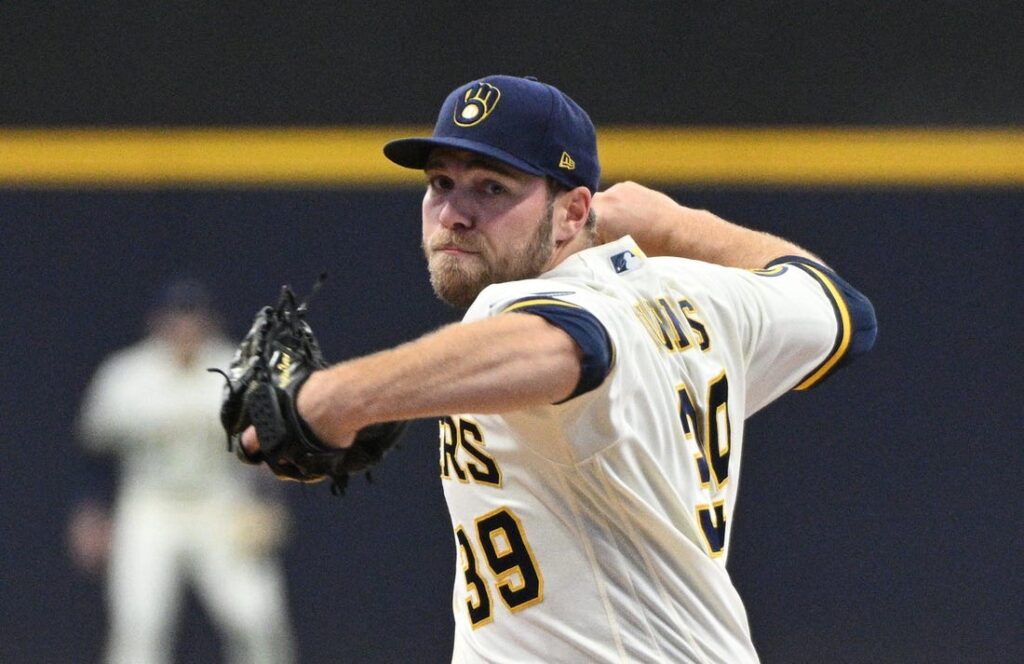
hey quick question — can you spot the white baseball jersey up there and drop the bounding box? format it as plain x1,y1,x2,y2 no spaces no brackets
442,236,853,663
78,336,247,501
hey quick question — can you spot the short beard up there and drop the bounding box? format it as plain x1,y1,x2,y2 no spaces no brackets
425,202,555,309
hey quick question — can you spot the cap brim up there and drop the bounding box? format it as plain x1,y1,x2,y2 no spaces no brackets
383,137,546,178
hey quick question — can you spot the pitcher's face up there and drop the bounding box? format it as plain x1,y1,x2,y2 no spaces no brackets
421,149,555,308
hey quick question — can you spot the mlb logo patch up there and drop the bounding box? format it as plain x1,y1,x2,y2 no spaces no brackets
611,250,641,274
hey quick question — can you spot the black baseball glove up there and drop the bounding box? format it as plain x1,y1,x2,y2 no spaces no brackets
213,277,407,494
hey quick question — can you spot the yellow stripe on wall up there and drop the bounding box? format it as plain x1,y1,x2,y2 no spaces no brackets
0,127,1021,187
0,128,424,187
599,127,1024,186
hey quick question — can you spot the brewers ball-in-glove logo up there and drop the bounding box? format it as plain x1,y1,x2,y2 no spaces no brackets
454,82,500,127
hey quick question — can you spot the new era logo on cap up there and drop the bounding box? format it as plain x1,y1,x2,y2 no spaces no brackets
383,75,601,193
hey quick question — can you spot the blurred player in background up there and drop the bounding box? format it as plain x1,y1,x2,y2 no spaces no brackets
67,278,296,664
241,75,877,662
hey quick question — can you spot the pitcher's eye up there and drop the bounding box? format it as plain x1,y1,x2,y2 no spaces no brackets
428,175,455,192
483,181,508,196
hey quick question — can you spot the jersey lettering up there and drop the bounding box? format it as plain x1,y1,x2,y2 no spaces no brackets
696,500,727,555
705,372,731,489
634,295,714,353
679,299,711,351
455,507,544,628
439,416,501,486
456,526,493,628
634,298,690,352
677,371,733,557
439,417,467,481
677,383,710,488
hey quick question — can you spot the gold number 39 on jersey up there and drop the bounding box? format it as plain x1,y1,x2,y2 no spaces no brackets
455,507,544,628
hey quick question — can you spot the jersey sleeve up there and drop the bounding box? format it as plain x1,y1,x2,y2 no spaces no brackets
731,257,876,413
763,256,877,389
500,296,613,402
77,357,129,451
77,349,154,452
464,282,614,402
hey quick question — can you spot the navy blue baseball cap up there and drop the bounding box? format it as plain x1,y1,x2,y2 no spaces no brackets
384,75,600,193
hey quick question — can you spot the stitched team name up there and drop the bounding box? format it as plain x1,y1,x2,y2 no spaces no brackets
439,416,501,486
633,296,712,353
